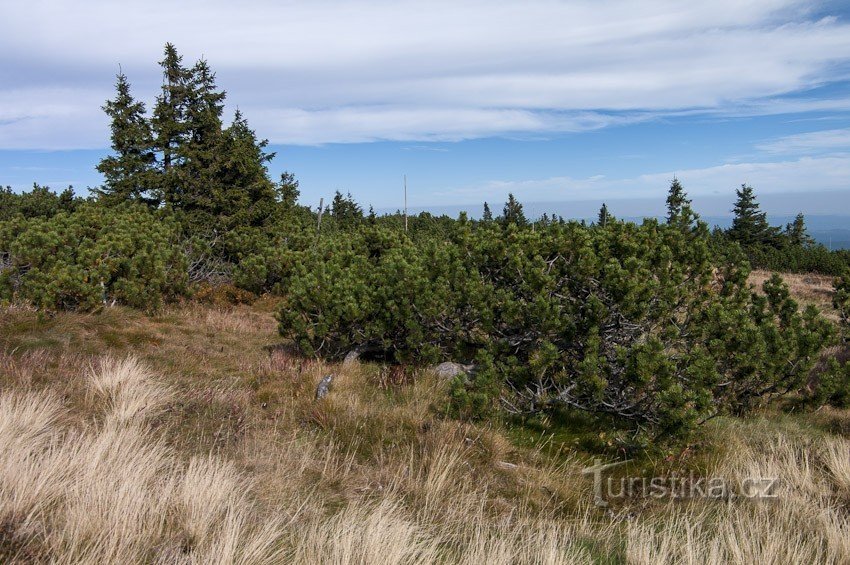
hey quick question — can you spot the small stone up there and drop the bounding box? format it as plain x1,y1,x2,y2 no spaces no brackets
315,374,333,400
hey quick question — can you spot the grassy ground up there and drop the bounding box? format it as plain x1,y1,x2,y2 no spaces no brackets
0,273,848,563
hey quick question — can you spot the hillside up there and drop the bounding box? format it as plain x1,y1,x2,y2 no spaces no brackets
2,274,850,563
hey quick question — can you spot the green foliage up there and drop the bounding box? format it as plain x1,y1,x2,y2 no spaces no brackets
445,351,501,420
0,184,82,221
728,184,781,248
835,269,850,340
96,73,158,205
330,191,364,230
279,198,836,441
0,204,186,311
501,193,527,227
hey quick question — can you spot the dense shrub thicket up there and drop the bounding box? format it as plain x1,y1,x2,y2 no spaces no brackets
278,204,836,440
0,203,186,310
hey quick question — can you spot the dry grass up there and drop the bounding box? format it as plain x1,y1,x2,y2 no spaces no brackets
2,300,850,563
749,269,838,319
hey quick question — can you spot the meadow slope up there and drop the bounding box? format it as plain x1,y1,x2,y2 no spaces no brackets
0,274,849,564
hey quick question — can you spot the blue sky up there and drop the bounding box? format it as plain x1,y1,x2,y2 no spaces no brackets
2,0,850,218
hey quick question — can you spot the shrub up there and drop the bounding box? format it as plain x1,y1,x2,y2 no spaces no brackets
0,203,186,311
279,219,835,442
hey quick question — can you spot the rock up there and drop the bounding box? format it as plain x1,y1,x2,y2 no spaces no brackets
431,361,474,379
315,374,333,400
495,461,518,471
342,349,362,366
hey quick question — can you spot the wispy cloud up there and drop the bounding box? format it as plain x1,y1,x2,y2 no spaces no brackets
434,154,850,205
2,1,850,147
756,128,850,154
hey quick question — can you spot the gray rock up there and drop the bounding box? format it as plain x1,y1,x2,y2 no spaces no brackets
431,362,474,379
342,349,362,366
315,374,334,400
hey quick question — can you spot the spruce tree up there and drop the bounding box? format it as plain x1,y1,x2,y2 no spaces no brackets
501,193,527,226
482,202,493,222
96,73,157,205
728,184,779,247
277,171,300,209
210,110,277,230
331,191,363,228
152,43,193,207
666,178,687,219
178,58,227,213
597,203,610,227
785,213,814,247
665,178,698,230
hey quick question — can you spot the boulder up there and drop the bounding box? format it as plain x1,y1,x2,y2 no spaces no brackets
431,362,474,379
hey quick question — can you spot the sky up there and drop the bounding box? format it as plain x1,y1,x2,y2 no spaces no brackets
2,0,850,219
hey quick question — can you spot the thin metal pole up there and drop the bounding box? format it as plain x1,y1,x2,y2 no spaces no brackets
317,197,324,234
404,175,408,233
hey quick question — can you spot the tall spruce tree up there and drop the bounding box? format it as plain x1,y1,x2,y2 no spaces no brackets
96,73,157,205
178,58,227,214
331,190,363,229
210,110,278,230
152,43,193,207
277,171,300,209
728,184,779,247
666,178,688,219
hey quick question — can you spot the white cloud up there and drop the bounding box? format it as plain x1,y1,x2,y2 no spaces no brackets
435,154,850,206
2,0,850,147
756,128,850,154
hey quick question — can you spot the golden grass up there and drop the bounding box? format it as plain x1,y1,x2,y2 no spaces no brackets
749,269,838,320
2,299,850,563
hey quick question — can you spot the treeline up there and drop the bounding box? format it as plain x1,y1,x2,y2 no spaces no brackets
2,45,850,444
713,182,850,275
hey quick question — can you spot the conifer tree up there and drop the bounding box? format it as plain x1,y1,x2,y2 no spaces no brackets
665,178,685,216
501,193,527,226
665,178,698,230
152,43,193,206
177,58,226,213
331,191,363,229
597,203,610,227
728,184,779,247
209,110,277,230
785,213,814,247
277,171,300,209
482,202,493,222
96,73,157,205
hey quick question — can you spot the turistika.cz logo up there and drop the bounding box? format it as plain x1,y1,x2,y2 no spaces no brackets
581,459,780,507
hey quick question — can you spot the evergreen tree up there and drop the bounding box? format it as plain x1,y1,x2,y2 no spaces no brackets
177,58,227,212
152,43,193,206
597,203,610,227
728,184,779,247
482,202,493,222
665,178,699,230
277,171,300,209
331,191,363,228
209,110,278,230
666,178,687,219
96,73,157,205
785,213,814,247
501,193,527,226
